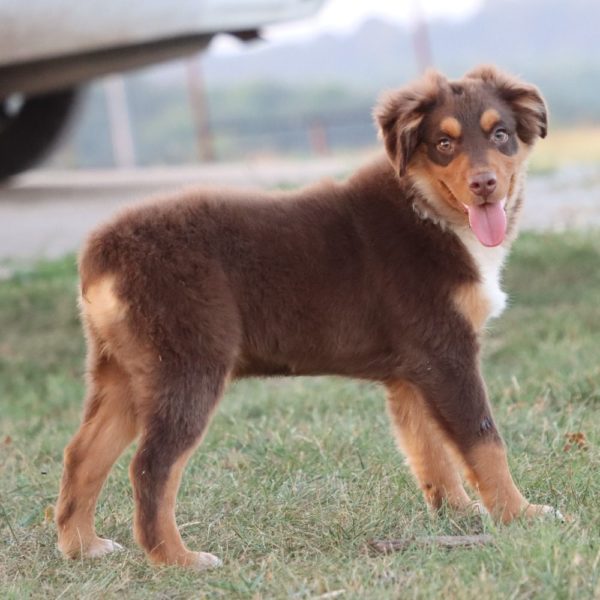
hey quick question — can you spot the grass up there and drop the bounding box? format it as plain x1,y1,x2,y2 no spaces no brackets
1,232,600,599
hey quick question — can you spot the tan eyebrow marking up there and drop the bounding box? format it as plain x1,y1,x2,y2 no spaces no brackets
440,117,462,138
480,108,501,132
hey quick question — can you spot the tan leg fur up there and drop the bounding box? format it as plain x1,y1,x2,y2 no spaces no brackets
386,381,475,512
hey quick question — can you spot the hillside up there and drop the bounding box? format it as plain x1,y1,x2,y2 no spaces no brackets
198,0,600,89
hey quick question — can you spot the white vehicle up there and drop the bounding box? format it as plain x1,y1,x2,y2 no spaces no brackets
0,0,324,180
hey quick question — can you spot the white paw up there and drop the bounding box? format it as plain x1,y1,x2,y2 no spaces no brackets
536,505,564,522
468,501,488,516
193,551,223,571
85,538,124,558
448,501,487,517
525,503,564,522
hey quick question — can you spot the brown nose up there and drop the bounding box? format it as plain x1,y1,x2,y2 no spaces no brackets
469,172,497,197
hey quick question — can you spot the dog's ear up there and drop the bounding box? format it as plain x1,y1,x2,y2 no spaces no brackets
467,65,548,143
374,70,445,177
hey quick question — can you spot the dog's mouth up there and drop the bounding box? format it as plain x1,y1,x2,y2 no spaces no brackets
438,180,468,215
438,180,507,247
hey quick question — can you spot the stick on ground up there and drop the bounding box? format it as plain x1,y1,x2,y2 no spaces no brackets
368,534,494,554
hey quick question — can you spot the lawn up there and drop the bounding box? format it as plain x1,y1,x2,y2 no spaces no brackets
1,232,599,599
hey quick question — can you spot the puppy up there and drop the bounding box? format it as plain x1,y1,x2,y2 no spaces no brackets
56,66,558,570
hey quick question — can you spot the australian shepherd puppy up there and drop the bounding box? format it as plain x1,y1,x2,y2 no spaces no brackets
56,65,559,570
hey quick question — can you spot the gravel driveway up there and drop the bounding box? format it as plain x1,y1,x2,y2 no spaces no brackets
1,158,599,263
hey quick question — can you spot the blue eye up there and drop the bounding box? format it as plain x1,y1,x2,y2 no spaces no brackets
492,128,509,144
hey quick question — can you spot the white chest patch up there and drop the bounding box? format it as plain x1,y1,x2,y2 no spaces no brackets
455,226,508,321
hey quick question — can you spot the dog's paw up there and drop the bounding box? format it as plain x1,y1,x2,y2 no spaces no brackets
84,537,124,558
525,504,564,522
60,536,124,559
442,501,487,518
190,551,223,571
464,501,487,516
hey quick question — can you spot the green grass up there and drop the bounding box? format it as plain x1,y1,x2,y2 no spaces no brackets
1,233,600,599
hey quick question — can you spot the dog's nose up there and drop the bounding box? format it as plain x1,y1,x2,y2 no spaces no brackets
469,172,497,197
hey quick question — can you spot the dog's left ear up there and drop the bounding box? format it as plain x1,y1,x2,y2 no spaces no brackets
374,70,445,177
467,65,548,143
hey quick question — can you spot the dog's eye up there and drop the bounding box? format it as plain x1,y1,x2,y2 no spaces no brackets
436,137,454,154
491,128,509,144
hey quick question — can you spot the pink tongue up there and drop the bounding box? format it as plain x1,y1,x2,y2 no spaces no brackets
467,201,507,247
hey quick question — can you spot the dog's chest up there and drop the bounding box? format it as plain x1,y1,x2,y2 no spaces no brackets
454,228,508,328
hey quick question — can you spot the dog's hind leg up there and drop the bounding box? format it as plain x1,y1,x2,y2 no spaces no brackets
386,380,475,513
129,363,229,571
56,350,138,558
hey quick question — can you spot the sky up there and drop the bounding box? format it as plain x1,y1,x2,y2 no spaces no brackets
211,0,484,54
267,0,484,40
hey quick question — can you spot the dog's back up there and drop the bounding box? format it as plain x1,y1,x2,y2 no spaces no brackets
78,158,477,380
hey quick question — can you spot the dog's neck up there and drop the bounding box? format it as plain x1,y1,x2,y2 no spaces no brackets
403,170,529,323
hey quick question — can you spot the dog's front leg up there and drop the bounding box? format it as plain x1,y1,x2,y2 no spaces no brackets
417,356,561,523
386,380,476,513
462,440,562,523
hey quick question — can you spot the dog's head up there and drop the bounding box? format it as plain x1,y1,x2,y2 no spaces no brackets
374,65,547,247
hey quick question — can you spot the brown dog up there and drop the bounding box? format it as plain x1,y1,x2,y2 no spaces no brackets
56,65,560,570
